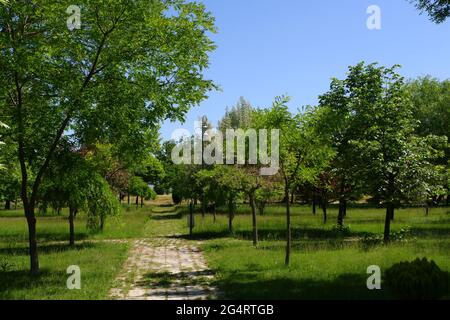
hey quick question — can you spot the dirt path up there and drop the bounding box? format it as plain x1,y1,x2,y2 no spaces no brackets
109,237,218,300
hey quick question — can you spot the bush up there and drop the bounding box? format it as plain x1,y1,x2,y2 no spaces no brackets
385,258,449,300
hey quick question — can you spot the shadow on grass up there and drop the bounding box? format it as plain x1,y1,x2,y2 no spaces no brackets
0,269,62,298
173,227,372,242
0,242,96,256
410,227,450,238
215,272,390,300
151,212,183,221
0,232,89,244
138,270,215,288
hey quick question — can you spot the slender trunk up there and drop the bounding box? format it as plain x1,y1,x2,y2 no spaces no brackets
322,196,327,224
250,193,258,247
141,196,144,208
189,202,194,238
135,195,139,207
100,215,105,232
26,208,39,274
127,193,130,206
384,203,393,244
312,196,316,215
69,207,75,247
390,207,395,221
337,199,347,226
285,184,291,266
290,192,295,205
228,198,235,234
343,200,347,217
337,198,344,227
5,199,11,210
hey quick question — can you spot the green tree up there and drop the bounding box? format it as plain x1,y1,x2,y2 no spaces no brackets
410,0,450,23
405,77,450,206
346,62,443,243
253,97,332,265
0,0,216,273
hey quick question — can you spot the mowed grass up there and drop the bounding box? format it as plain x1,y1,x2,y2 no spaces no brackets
0,204,154,300
184,205,450,299
0,202,449,300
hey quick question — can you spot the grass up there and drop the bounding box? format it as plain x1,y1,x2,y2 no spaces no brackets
190,205,450,299
0,204,153,300
0,201,449,300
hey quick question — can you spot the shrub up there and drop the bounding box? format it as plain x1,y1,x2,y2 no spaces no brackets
385,258,449,300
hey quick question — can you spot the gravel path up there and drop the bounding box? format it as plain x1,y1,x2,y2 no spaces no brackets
110,238,218,300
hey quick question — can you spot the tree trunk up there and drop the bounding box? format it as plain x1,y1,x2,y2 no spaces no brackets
69,207,75,247
228,199,234,234
135,195,139,207
312,196,316,215
384,203,393,244
337,198,345,227
100,215,105,232
343,199,347,217
141,196,144,208
290,192,295,205
5,199,11,210
390,206,395,221
127,193,130,206
189,202,194,238
250,193,258,247
322,197,327,224
26,209,39,274
285,185,291,266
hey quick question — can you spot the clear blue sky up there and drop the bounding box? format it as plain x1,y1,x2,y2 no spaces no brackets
161,0,450,139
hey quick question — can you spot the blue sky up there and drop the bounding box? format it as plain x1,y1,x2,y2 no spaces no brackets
160,0,450,139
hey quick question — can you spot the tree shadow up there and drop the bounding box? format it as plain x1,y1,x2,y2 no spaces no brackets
0,269,62,297
215,272,391,300
0,232,89,244
410,227,450,238
151,212,183,221
0,242,96,256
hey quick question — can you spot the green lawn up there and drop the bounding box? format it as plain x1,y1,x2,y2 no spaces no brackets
0,203,449,299
191,205,450,299
0,205,153,300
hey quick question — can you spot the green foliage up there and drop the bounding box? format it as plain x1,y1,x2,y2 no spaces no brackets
85,174,121,232
385,258,449,299
410,0,450,23
129,176,156,200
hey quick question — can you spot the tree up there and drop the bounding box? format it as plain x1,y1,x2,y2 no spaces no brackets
410,0,450,23
39,142,121,245
253,97,332,265
405,77,450,206
346,62,443,243
0,0,216,273
129,176,156,208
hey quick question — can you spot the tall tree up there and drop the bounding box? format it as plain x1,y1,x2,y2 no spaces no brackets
0,0,217,273
346,62,443,243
